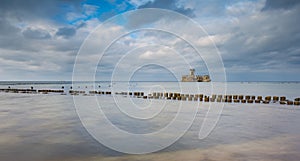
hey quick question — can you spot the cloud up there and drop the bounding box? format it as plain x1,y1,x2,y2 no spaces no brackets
209,1,300,81
129,0,153,7
0,0,92,80
137,0,195,17
22,27,51,39
0,0,299,81
262,0,300,11
226,1,264,16
96,1,134,21
0,18,20,36
83,4,100,16
139,48,170,60
0,0,82,22
56,27,76,38
91,28,210,81
196,34,231,47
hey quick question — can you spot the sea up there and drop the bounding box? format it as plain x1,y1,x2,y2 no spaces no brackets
0,81,300,161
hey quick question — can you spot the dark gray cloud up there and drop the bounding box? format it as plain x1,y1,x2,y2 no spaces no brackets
216,3,300,81
0,0,81,22
138,0,195,17
56,16,88,39
0,18,20,36
22,27,51,39
262,0,300,11
56,27,76,38
0,0,85,80
76,22,86,29
0,17,26,51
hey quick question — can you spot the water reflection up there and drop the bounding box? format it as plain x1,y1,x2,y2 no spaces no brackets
0,82,300,160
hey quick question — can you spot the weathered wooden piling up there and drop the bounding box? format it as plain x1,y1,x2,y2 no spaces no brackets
89,91,97,94
164,93,168,98
194,97,198,101
280,101,286,105
204,97,209,102
245,96,251,100
222,98,226,102
247,100,253,103
239,95,244,100
39,89,64,93
152,92,157,97
273,96,279,101
233,95,238,100
280,96,286,101
255,100,261,103
265,96,272,101
225,95,232,100
287,101,293,105
211,94,216,99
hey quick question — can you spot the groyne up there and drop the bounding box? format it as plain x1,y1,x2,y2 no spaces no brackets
1,88,299,106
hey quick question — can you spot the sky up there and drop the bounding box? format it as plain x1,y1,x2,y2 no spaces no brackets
0,0,299,81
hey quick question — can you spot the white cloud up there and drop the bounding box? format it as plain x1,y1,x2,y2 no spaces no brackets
225,0,265,16
83,4,100,16
66,12,86,22
139,48,171,60
196,34,231,47
129,0,154,7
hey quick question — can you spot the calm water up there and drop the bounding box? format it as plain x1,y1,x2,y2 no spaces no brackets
0,82,300,161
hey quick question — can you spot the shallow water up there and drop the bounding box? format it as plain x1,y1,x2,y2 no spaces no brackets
0,82,300,160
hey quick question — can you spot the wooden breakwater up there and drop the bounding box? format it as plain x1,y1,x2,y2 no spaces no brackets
0,88,299,106
0,88,64,94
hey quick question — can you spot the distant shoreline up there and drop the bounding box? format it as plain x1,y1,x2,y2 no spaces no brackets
0,80,300,86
